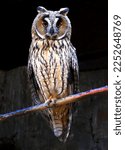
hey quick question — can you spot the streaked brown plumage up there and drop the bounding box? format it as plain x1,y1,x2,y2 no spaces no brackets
27,6,79,142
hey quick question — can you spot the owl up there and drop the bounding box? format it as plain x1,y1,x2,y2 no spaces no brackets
27,6,79,142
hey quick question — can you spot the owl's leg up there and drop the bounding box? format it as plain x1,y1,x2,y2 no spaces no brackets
45,96,57,108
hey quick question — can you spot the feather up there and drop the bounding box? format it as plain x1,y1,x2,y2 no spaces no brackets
27,6,79,142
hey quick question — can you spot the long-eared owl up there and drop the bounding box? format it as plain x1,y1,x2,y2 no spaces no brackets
27,6,79,142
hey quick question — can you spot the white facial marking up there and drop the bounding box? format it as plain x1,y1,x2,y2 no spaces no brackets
44,18,51,26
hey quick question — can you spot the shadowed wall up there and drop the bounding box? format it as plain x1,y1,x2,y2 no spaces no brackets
0,67,107,150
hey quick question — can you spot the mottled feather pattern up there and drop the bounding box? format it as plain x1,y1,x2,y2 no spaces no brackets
29,38,72,98
27,6,79,142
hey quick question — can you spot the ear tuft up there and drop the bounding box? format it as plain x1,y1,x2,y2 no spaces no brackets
37,6,47,13
59,7,69,15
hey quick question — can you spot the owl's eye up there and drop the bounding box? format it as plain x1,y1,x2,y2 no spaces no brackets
42,19,48,27
56,18,63,28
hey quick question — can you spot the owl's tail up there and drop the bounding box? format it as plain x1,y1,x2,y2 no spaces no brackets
52,108,72,143
53,118,63,137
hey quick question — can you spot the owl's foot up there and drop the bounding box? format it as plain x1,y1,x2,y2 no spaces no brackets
45,98,57,108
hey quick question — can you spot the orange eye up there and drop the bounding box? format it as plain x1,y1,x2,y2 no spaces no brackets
42,19,48,27
56,18,63,28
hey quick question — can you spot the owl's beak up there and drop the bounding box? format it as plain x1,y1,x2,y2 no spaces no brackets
49,27,54,35
45,27,58,40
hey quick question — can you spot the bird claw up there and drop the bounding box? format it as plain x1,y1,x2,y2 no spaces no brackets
44,99,52,108
45,99,57,108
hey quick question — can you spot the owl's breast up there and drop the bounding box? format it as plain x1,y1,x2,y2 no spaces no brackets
34,47,70,101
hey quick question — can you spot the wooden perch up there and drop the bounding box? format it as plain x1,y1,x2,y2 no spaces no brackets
0,85,108,121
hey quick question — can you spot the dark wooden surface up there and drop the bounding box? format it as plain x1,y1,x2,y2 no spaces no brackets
0,66,108,150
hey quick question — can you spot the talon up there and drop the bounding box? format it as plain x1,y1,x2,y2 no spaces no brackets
45,99,52,108
51,99,57,107
45,98,57,108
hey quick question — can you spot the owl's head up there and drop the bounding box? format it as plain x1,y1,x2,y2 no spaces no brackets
32,6,71,40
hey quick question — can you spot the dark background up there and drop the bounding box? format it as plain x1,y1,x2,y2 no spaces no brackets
0,0,108,71
0,1,108,149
